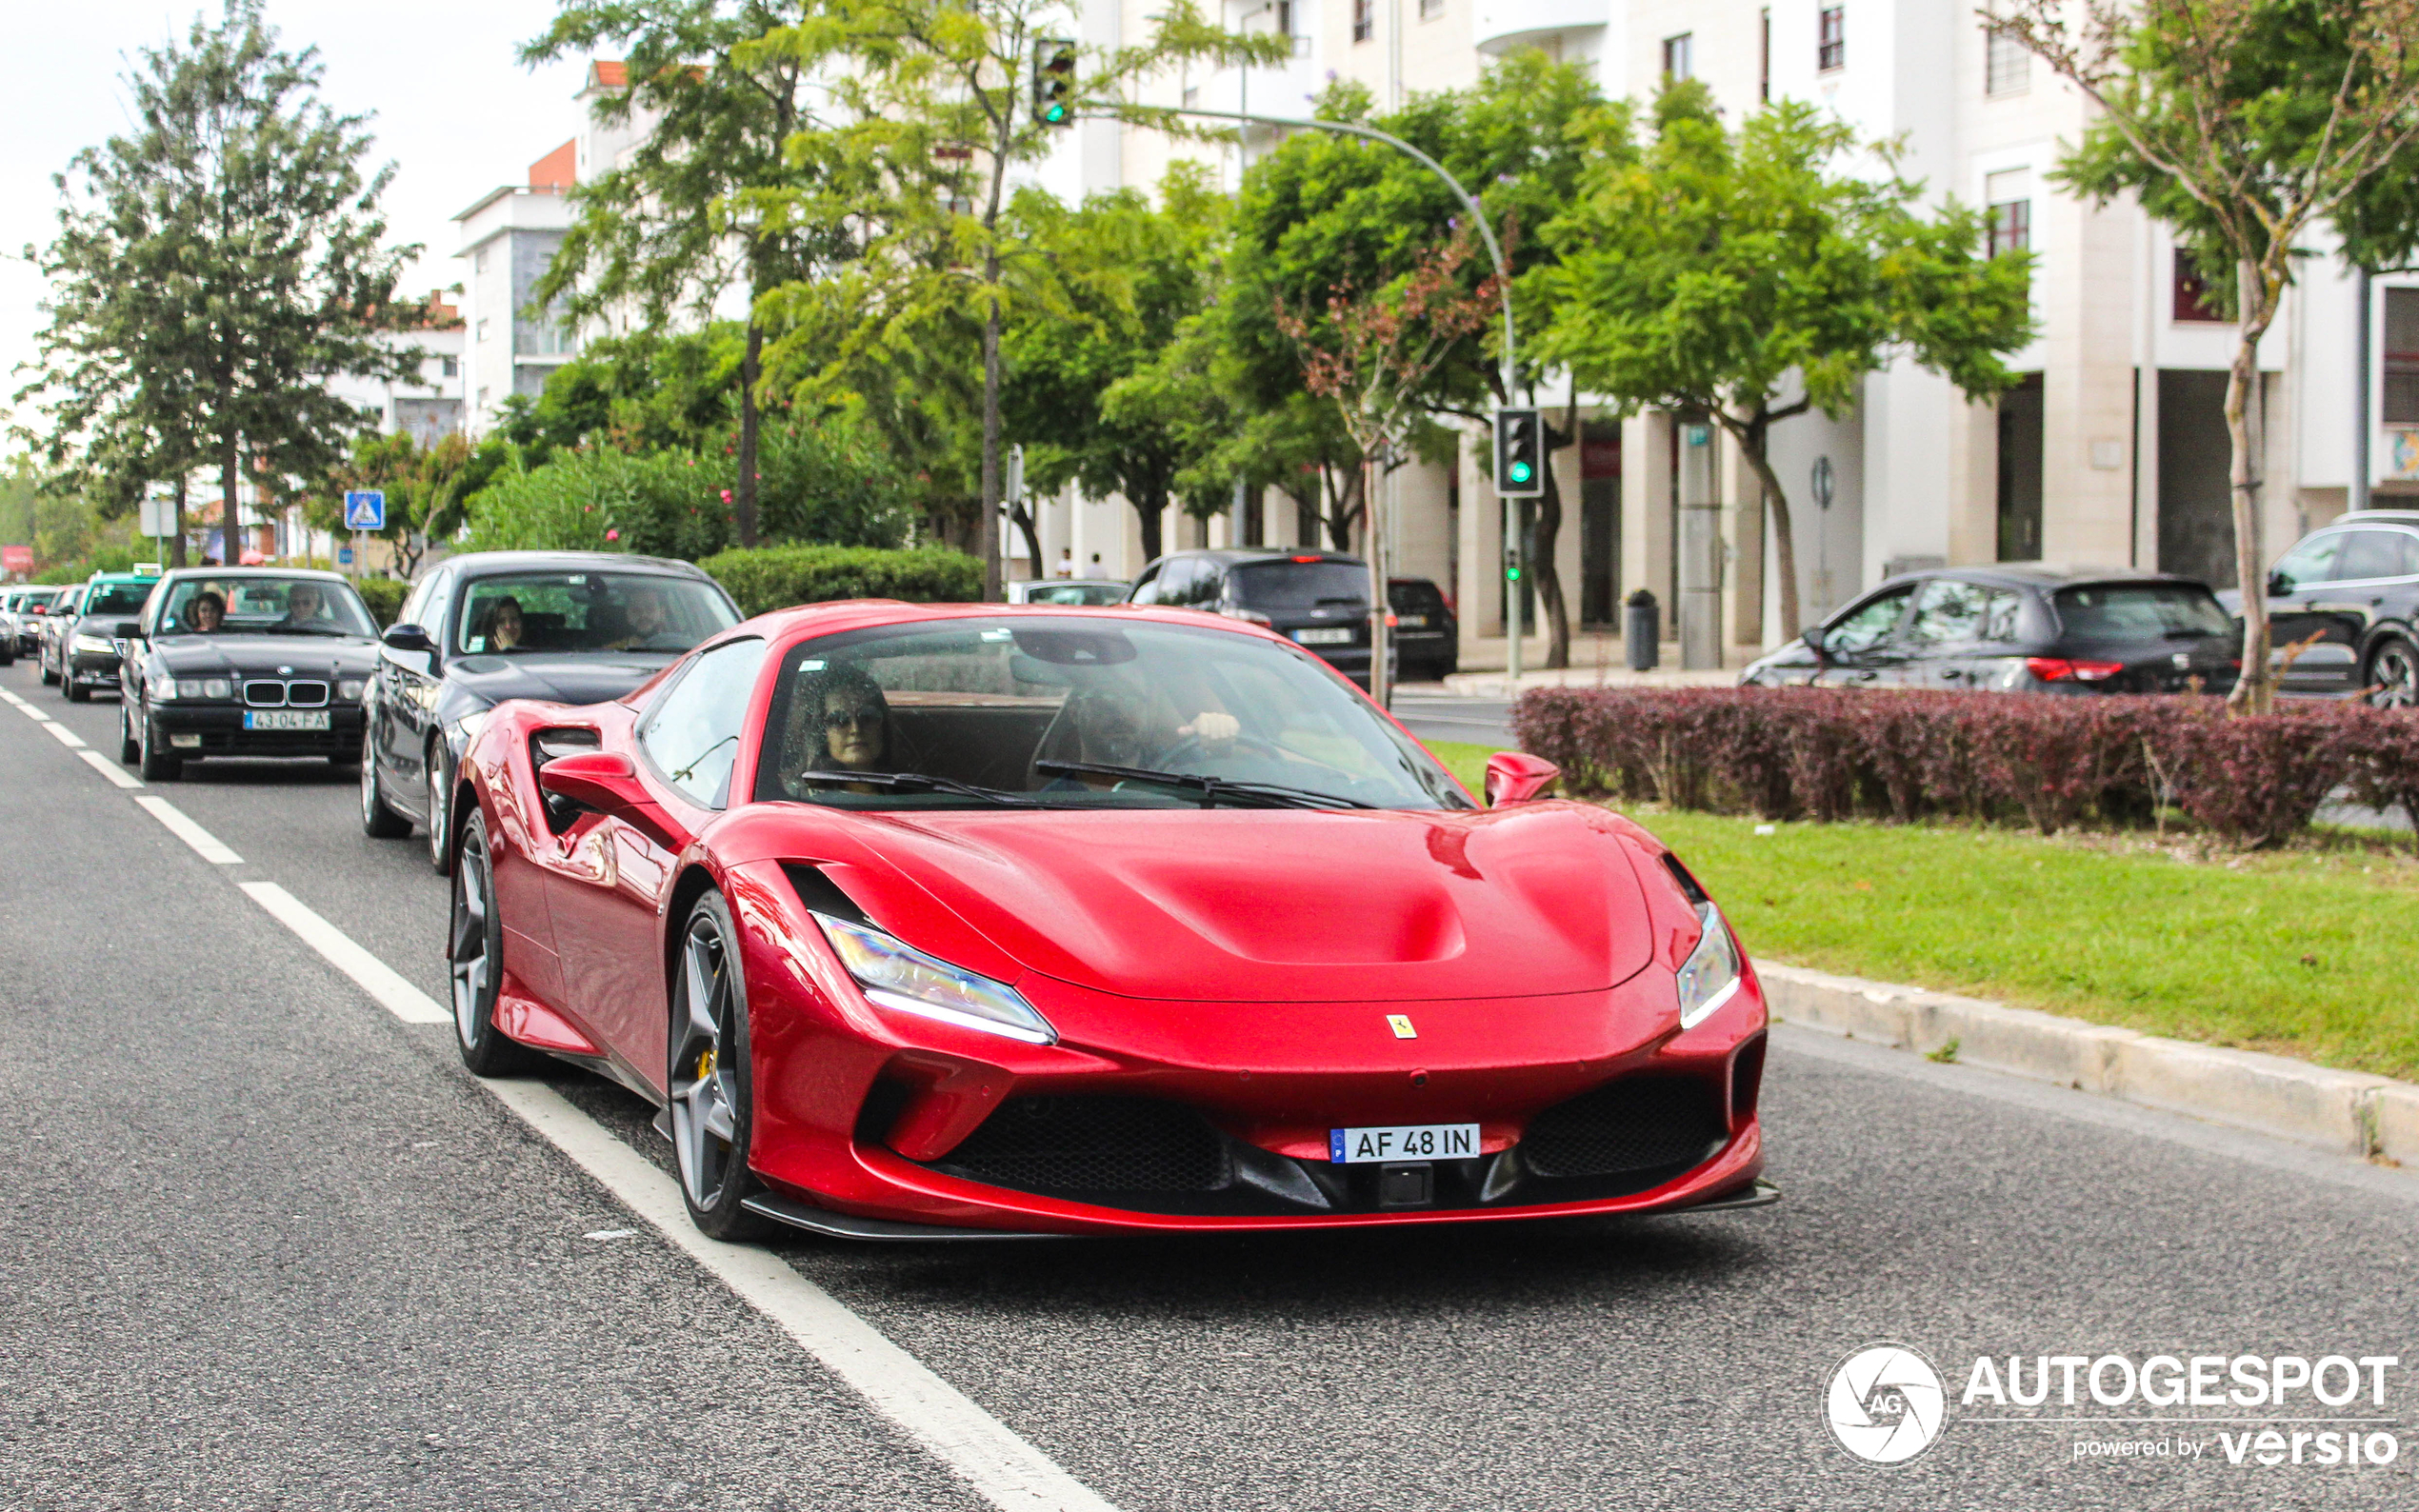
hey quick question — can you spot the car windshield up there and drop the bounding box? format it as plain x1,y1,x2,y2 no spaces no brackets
2054,584,2232,639
159,576,375,635
84,581,158,616
1022,582,1125,606
456,571,737,655
755,617,1470,811
1229,560,1369,610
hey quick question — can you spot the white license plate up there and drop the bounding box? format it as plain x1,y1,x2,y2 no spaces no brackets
1293,627,1353,646
243,709,330,731
1328,1123,1479,1164
1397,614,1428,627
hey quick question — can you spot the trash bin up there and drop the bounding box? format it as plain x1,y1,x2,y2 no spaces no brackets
1625,589,1659,672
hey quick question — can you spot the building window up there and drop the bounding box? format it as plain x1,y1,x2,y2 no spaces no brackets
1275,0,1292,33
1817,7,1845,70
1663,33,1692,79
440,355,459,377
2172,249,2228,323
475,317,490,344
1183,85,1200,109
1419,0,1443,18
2384,288,2419,425
1987,28,2029,94
1761,10,1771,101
1353,0,1372,42
474,247,490,273
1988,199,2030,258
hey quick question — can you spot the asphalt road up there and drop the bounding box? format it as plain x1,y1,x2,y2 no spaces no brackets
4,661,2415,1511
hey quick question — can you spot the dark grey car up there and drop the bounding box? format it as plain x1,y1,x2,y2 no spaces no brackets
1742,565,2240,695
2215,509,2419,706
1127,548,1393,687
359,550,740,870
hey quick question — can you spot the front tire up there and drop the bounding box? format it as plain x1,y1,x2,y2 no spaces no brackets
137,702,181,782
360,729,411,838
426,741,454,874
118,696,139,765
2367,633,2419,709
450,808,538,1077
38,649,56,686
669,891,767,1242
62,664,86,702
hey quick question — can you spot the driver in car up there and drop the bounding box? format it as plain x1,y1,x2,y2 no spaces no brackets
608,584,670,649
186,591,226,633
1042,681,1242,791
279,582,334,627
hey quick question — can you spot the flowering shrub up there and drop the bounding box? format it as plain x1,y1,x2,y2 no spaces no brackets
1510,686,2419,847
698,544,982,616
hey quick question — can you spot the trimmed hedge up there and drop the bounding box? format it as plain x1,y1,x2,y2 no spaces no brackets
699,544,983,617
354,577,409,627
1510,686,2419,847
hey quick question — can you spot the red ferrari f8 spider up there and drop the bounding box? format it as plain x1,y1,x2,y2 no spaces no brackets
446,601,1773,1239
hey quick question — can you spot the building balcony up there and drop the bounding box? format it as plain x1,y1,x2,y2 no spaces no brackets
1473,0,1607,55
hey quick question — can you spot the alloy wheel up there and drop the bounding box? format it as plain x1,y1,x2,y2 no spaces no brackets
426,744,450,872
448,811,532,1076
360,729,410,837
668,897,763,1239
2370,640,2419,709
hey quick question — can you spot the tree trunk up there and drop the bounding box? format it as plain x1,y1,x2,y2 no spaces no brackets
220,430,240,566
1365,450,1390,706
1135,486,1165,564
2225,270,2274,716
170,474,188,568
736,322,763,548
1010,499,1043,581
1533,386,1579,669
980,288,1003,602
1732,409,1800,644
1326,466,1362,551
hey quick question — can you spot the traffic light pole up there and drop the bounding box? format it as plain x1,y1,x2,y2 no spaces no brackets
1100,105,1525,684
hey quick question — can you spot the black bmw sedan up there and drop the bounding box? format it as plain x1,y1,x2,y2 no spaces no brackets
359,550,740,869
1740,565,2240,695
117,568,381,779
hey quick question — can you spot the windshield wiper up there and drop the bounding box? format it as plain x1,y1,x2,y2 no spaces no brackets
263,624,355,635
1031,759,1374,809
790,769,1047,807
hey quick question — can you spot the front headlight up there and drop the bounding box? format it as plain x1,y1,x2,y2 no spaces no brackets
337,677,367,702
73,633,116,654
1675,903,1743,1029
812,913,1057,1045
450,707,490,743
163,677,233,701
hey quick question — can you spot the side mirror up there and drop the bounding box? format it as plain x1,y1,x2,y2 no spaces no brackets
1484,750,1562,806
113,620,141,639
2266,570,2290,599
382,623,435,653
1800,624,1829,663
537,749,683,848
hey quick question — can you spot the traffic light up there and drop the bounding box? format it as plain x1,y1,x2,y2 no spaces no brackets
1033,38,1076,127
1495,408,1543,497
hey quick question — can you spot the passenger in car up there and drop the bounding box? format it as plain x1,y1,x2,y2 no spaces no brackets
187,592,225,633
784,664,894,794
476,597,526,651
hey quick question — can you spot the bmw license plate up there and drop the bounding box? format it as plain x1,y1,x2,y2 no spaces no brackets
243,709,330,731
1293,627,1353,646
1329,1123,1479,1164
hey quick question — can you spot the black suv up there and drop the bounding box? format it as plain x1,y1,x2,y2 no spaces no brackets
2216,510,2419,706
1742,565,2240,695
1127,549,1390,686
1389,577,1458,681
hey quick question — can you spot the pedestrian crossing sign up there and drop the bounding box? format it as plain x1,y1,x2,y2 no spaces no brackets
344,490,386,530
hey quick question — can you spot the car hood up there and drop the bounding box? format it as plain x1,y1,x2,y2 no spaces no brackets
445,651,676,709
150,632,379,675
822,805,1658,1004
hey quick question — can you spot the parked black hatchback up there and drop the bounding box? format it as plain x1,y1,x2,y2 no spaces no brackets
1126,548,1392,686
1740,565,2239,695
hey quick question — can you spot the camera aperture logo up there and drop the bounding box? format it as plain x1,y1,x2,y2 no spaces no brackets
1828,1344,1948,1464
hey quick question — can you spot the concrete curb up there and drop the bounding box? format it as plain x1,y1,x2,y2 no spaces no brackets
1755,962,2415,1167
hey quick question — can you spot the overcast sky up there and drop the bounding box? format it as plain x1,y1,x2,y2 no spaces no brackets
1,0,591,437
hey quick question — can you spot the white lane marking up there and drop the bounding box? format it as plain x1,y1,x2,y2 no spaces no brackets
43,720,87,749
483,1076,1118,1512
77,748,143,789
132,795,243,865
237,882,450,1025
10,698,53,723
0,687,25,706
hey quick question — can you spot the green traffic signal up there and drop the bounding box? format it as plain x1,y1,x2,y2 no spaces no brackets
1033,38,1076,128
1495,407,1543,498
1508,460,1532,485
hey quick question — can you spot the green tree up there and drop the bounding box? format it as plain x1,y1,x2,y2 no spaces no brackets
755,0,1283,597
1992,0,2419,714
29,1,415,572
1528,81,2034,641
526,1,860,549
314,429,476,579
1002,166,1229,567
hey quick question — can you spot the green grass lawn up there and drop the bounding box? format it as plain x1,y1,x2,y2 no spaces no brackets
1424,739,2419,1081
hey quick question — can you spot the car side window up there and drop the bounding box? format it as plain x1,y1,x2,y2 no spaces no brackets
1905,579,1991,646
1826,586,1915,655
1979,589,2024,644
2336,529,2410,583
637,637,770,809
1127,564,1165,606
2270,534,2342,591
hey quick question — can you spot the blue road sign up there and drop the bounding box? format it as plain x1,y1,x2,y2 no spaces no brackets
343,489,386,530
337,547,354,566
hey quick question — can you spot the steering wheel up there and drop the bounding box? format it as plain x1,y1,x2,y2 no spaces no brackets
1154,730,1289,773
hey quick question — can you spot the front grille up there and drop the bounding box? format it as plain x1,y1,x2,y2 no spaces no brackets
243,680,286,707
285,680,329,707
243,678,330,707
1519,1076,1727,1179
938,1096,1229,1194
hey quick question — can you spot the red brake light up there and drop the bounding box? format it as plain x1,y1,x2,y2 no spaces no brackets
1290,554,1322,563
2025,656,2074,682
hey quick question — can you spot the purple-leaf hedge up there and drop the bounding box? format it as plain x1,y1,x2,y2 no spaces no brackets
1508,686,2419,846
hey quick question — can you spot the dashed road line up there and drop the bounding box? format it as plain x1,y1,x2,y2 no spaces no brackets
132,794,242,865
239,881,451,1025
77,748,143,788
42,719,87,748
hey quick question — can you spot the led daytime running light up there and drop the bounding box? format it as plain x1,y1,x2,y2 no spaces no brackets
812,912,1056,1045
1676,902,1742,1029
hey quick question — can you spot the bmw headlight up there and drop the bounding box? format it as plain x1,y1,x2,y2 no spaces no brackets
166,677,233,701
73,633,116,654
337,677,366,702
812,913,1057,1045
1675,903,1743,1029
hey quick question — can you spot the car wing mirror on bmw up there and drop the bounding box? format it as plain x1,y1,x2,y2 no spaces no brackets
1483,751,1561,806
537,750,685,850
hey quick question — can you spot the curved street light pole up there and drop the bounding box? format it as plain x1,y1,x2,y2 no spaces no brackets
1097,105,1527,684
